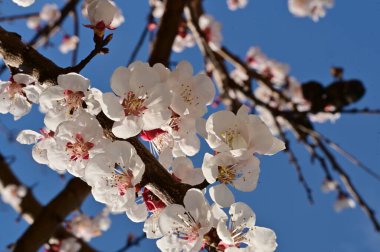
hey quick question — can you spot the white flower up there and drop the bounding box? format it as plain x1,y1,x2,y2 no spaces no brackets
202,152,260,207
288,0,334,22
172,157,204,186
157,189,212,252
150,0,165,19
168,61,215,118
172,26,195,53
230,68,249,86
46,238,81,252
227,0,248,11
12,0,34,7
0,184,27,208
16,128,56,166
40,3,61,24
26,16,40,30
47,113,107,177
217,202,277,252
205,105,285,158
100,62,172,139
67,208,111,241
309,111,340,123
0,74,43,120
39,72,91,131
110,2,125,28
59,35,79,54
85,141,145,214
85,0,119,37
321,178,338,193
199,15,223,50
334,192,356,212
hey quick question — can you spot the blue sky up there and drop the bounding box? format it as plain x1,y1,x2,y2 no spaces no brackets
0,0,380,251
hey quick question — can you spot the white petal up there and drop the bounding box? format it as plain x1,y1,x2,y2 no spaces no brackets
16,130,42,144
57,72,90,92
112,116,143,138
126,202,148,222
100,92,124,121
209,184,235,208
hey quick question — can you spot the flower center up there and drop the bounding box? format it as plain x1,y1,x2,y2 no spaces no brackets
220,127,243,149
110,168,134,196
217,165,236,184
122,91,147,116
7,82,25,98
65,134,94,161
64,90,85,114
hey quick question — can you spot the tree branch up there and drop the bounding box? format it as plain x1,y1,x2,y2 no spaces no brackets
13,178,91,252
0,154,96,252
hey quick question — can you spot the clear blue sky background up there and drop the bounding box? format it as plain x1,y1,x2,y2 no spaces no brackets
0,0,380,251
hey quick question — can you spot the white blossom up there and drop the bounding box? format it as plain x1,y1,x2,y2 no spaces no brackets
26,16,40,30
205,105,285,158
46,238,81,252
100,62,172,139
40,4,61,24
0,74,43,120
216,202,277,252
59,35,79,54
157,189,212,252
12,0,34,7
0,184,27,208
16,128,56,166
288,0,334,22
334,193,356,212
199,15,222,50
202,152,260,207
85,141,145,215
168,61,215,118
39,72,91,131
47,113,108,177
67,208,111,241
227,0,248,11
85,0,119,36
150,0,165,19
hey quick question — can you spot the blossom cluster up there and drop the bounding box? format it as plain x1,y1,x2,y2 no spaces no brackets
288,0,334,22
0,59,284,251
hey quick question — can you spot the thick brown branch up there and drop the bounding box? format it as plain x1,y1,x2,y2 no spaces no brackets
0,155,95,252
13,178,91,252
148,0,188,66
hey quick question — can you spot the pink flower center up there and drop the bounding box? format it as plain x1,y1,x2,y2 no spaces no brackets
64,90,85,114
66,134,94,161
6,82,25,98
111,169,134,196
142,188,166,211
140,129,166,141
122,91,147,116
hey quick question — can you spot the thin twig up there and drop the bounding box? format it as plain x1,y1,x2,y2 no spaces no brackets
115,233,146,252
0,12,39,22
71,7,80,66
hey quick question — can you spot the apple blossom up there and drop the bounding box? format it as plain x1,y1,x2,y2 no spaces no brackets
44,238,81,252
142,188,166,239
100,62,172,138
59,35,79,54
168,61,215,118
321,178,338,193
67,208,111,241
39,72,91,130
85,141,145,214
202,152,260,207
16,128,56,166
227,0,248,11
40,3,61,24
157,189,212,252
334,192,356,212
0,74,43,120
205,105,285,158
199,15,223,50
47,113,108,177
26,16,40,30
216,202,277,251
12,0,34,7
0,184,27,208
288,0,334,22
85,0,119,37
150,0,165,19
